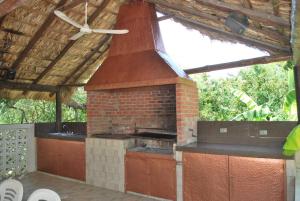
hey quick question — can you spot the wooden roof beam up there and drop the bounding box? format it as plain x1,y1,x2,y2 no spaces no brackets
185,54,291,74
157,15,173,21
58,0,86,11
10,0,68,71
0,0,28,17
195,0,290,27
0,80,58,92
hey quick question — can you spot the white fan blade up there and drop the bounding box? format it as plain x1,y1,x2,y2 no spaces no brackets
92,29,129,34
54,10,83,29
70,32,86,40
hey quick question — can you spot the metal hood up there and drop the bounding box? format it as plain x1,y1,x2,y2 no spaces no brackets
85,2,188,91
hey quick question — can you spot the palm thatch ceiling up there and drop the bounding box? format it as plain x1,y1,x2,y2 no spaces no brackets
0,0,295,101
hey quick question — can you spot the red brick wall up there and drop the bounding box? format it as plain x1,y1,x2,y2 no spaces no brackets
87,85,176,135
176,82,199,145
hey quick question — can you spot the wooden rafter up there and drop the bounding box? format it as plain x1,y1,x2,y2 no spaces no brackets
27,0,110,86
10,0,68,71
148,0,289,43
184,55,291,74
69,46,110,85
0,80,58,92
240,0,253,9
60,83,86,87
58,0,85,11
58,35,111,86
272,0,280,16
0,0,28,17
239,0,261,29
159,8,291,53
157,15,172,21
0,16,6,26
271,0,285,35
195,0,290,27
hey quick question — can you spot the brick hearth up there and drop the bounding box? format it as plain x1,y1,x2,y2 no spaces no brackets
87,80,199,145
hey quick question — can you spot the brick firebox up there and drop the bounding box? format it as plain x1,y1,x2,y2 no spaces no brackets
86,79,199,146
87,85,177,135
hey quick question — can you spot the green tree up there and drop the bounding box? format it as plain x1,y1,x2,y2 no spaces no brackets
0,88,86,124
192,61,292,121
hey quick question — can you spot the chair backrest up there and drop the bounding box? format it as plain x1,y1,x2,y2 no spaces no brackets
27,189,61,201
0,179,23,201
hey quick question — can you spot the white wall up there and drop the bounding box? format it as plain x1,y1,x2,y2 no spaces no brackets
0,124,36,179
296,151,300,201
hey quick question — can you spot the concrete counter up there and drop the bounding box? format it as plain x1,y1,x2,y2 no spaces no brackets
176,142,292,159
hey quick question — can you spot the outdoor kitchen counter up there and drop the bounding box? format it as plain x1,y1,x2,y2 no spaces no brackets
176,142,292,159
36,133,86,141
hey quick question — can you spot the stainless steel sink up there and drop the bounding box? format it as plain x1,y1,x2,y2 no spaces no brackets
48,132,83,137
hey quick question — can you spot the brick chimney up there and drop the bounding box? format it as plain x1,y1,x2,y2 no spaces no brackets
85,2,199,145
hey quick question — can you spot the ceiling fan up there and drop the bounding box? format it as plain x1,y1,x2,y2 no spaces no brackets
54,1,129,40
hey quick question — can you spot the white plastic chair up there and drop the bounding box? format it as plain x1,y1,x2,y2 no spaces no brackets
27,189,61,201
0,179,23,201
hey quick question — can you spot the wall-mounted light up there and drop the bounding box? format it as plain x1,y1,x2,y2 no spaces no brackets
0,68,16,80
225,12,249,35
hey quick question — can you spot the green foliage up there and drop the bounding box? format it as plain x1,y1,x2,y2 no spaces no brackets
0,88,86,124
283,124,300,156
192,61,294,121
283,90,297,120
283,68,297,121
0,62,296,123
231,89,272,121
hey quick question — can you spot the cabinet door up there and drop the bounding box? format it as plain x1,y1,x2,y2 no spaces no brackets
125,154,150,195
183,152,230,201
229,156,285,201
37,138,85,181
58,141,86,181
37,139,60,174
149,158,176,201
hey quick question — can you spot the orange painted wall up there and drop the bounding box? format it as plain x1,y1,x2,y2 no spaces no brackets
37,138,86,181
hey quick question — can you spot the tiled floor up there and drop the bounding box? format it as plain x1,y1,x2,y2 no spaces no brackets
21,172,156,201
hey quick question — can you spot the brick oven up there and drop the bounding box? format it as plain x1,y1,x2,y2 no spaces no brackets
85,1,199,146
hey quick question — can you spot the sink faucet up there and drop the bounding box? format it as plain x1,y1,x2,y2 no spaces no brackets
62,124,73,134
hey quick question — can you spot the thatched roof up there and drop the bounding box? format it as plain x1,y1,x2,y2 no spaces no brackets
0,0,294,101
291,0,300,64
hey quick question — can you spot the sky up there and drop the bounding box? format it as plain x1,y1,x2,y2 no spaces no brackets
158,18,269,78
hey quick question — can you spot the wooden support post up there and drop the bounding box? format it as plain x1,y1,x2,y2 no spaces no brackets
56,90,62,132
294,65,300,123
